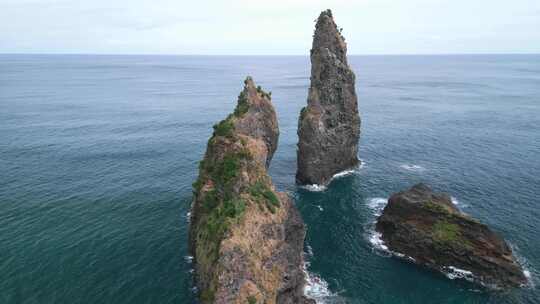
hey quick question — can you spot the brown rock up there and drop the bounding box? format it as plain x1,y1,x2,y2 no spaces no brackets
189,77,312,303
376,184,527,289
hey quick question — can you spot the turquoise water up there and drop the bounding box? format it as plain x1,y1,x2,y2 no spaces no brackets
1,54,539,303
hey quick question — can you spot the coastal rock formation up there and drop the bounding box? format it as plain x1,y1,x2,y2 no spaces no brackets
189,77,314,304
296,9,361,186
376,184,527,289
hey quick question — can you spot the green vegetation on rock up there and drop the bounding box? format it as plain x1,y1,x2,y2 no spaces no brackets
299,106,307,120
234,91,249,117
432,221,460,243
256,84,272,99
200,289,215,303
247,296,257,304
425,200,452,214
213,118,234,138
249,180,280,213
431,220,472,250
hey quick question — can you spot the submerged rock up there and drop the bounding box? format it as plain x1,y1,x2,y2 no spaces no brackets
189,77,314,304
376,184,527,289
296,9,361,186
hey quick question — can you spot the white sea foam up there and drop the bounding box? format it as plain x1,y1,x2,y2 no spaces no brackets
358,159,365,169
301,165,363,193
368,231,389,251
365,197,418,262
184,255,194,263
332,169,356,179
443,266,475,282
450,196,469,208
302,184,327,192
303,248,346,303
306,245,314,257
367,197,388,217
510,243,536,288
399,164,426,172
303,269,334,303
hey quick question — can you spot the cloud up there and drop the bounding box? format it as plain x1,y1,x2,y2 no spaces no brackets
0,0,539,54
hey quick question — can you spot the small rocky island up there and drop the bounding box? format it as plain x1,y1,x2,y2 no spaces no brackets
296,9,361,186
189,77,313,303
376,184,527,289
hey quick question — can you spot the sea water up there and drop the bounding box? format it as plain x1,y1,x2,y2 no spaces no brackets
1,54,539,303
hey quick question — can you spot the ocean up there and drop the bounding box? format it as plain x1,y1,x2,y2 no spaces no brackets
1,54,539,303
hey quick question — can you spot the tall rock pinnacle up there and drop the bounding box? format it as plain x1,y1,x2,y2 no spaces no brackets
190,77,313,304
296,9,361,186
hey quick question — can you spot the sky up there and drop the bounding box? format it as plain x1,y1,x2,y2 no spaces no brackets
1,0,539,55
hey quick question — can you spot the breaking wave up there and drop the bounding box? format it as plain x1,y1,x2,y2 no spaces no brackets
367,197,387,217
450,196,469,208
443,266,475,282
365,197,416,262
302,184,328,192
303,267,334,303
301,162,364,192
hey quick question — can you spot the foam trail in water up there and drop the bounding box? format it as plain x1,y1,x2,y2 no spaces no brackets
301,163,364,192
399,164,426,172
510,243,537,288
364,197,417,262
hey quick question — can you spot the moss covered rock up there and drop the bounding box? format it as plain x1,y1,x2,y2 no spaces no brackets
376,184,527,290
189,77,313,304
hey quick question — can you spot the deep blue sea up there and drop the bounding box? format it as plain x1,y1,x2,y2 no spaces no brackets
1,54,539,304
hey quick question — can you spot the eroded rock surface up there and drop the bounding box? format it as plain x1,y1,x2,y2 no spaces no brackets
376,184,527,289
296,9,361,186
190,77,314,304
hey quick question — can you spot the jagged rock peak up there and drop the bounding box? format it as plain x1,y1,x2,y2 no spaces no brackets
234,76,278,168
189,77,313,304
376,184,527,290
312,9,347,63
296,10,361,186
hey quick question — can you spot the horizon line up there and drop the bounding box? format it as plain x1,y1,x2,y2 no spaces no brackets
1,52,539,57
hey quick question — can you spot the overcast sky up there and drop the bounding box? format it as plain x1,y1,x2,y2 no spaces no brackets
1,0,539,55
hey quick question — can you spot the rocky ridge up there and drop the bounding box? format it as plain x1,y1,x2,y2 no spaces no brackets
189,77,314,304
296,9,361,186
376,184,527,289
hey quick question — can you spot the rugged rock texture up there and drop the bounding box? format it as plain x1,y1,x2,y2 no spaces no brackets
376,184,527,289
296,9,361,186
190,77,314,304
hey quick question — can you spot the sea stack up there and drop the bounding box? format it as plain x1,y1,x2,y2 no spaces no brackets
376,184,527,289
189,77,313,304
296,9,361,186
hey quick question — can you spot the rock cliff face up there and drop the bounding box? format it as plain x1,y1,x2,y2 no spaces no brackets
376,184,527,289
190,77,313,304
296,9,361,186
